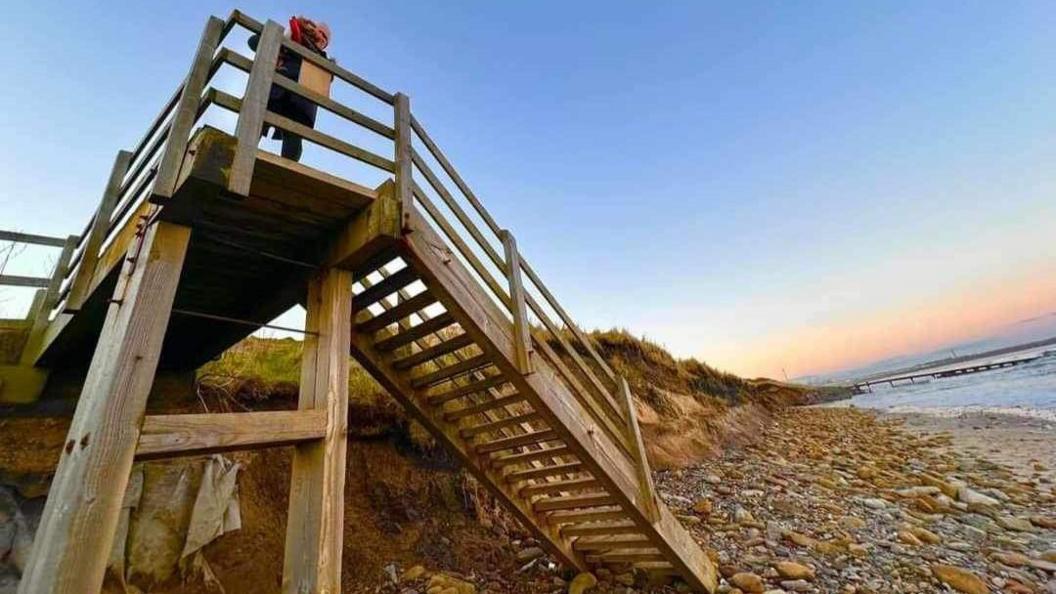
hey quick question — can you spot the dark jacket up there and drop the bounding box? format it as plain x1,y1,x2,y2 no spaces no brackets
247,34,329,131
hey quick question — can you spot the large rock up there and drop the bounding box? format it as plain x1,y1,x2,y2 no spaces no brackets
774,561,814,581
568,572,597,594
730,572,765,593
931,564,988,594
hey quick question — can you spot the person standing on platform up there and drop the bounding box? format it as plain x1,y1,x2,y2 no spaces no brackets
248,16,331,162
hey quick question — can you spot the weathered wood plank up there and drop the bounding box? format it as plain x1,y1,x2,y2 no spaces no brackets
228,20,283,196
501,231,534,374
154,16,224,199
0,230,69,247
0,275,49,288
393,93,412,227
282,266,353,593
445,392,526,421
18,222,191,594
20,236,76,366
135,410,326,460
69,151,133,308
618,376,660,522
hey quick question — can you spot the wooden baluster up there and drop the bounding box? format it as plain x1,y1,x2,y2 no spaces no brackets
19,235,77,366
500,230,534,375
68,151,132,309
228,19,284,196
393,93,412,231
153,16,225,200
617,376,659,522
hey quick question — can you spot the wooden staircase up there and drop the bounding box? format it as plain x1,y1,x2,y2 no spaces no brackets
335,192,716,590
9,10,717,593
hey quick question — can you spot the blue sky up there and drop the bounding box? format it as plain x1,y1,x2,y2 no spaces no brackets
2,1,1055,377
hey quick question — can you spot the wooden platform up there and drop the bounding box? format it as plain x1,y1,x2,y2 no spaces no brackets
36,127,377,372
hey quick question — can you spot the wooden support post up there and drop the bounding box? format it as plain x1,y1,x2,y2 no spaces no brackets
18,221,191,594
19,235,76,366
282,266,353,594
500,230,534,375
69,150,132,307
393,93,412,230
617,376,660,522
154,16,225,200
229,19,284,197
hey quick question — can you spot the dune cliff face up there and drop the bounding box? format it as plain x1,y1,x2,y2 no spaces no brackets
0,331,836,593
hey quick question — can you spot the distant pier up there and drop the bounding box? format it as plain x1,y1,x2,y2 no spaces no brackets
852,354,1042,394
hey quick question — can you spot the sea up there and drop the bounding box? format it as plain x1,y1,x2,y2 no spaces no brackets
834,347,1056,420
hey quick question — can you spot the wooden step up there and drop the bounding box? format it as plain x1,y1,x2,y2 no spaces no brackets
352,266,418,310
460,412,540,438
391,333,474,370
544,507,627,525
357,290,437,334
560,522,641,538
375,313,456,351
585,549,665,564
572,535,652,552
410,353,492,388
475,429,560,454
444,393,526,421
520,477,601,497
505,461,584,482
426,374,508,406
491,445,570,468
533,493,616,512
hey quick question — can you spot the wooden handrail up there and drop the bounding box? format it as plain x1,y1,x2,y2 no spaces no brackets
218,48,396,140
410,117,618,388
278,38,395,105
0,231,71,248
209,90,395,173
0,275,50,288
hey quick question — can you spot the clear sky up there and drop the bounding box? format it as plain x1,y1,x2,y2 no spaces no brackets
2,1,1055,379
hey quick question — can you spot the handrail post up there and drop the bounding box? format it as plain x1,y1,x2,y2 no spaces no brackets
153,16,225,201
617,375,660,522
393,93,412,231
19,235,77,366
228,19,284,197
500,230,534,375
69,151,132,308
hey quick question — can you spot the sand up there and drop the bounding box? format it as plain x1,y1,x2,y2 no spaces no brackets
882,409,1056,484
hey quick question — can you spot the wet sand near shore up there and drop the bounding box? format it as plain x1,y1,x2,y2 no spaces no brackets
889,411,1056,486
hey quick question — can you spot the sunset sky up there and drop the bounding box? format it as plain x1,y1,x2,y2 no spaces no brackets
2,1,1055,379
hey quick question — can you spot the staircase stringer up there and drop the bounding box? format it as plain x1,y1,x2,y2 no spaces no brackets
396,205,717,591
348,330,588,572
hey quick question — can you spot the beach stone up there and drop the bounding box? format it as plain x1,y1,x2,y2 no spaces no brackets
693,498,713,515
774,561,814,581
862,498,887,509
568,572,597,594
931,564,988,594
1030,516,1056,529
997,517,1035,532
991,551,1029,567
401,565,428,581
956,487,999,507
730,572,765,593
516,547,545,563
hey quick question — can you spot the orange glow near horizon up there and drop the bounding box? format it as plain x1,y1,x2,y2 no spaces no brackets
723,260,1056,379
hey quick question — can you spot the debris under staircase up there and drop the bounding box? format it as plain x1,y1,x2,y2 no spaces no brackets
3,11,718,593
